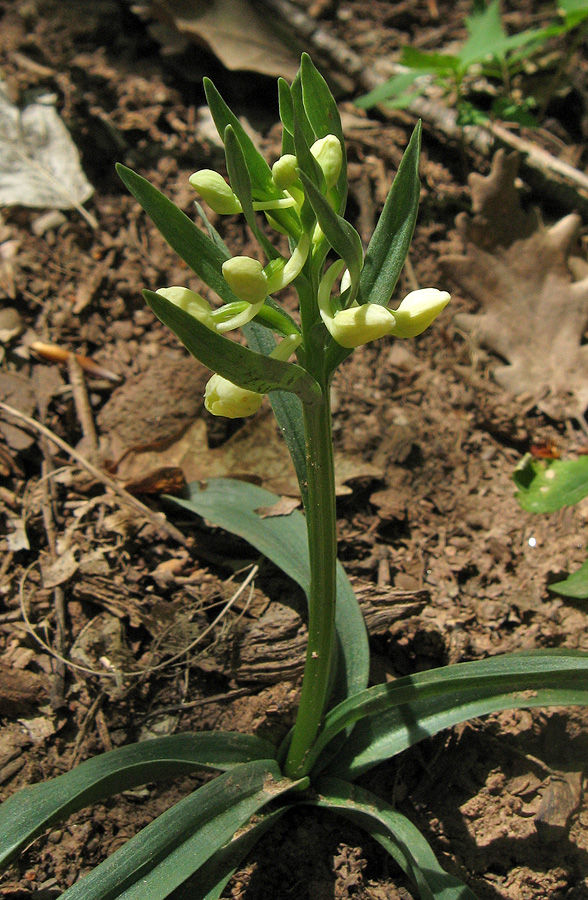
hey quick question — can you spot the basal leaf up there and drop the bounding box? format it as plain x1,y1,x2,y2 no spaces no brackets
311,650,588,778
59,760,300,900
144,290,320,403
169,807,289,900
0,732,276,868
513,454,588,513
311,778,477,900
169,479,369,702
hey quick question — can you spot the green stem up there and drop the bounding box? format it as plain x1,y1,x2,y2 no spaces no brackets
284,389,338,779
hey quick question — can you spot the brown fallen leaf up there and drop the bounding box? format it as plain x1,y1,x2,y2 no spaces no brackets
123,466,187,497
0,663,47,716
255,496,301,518
140,0,299,80
440,149,588,420
534,772,583,841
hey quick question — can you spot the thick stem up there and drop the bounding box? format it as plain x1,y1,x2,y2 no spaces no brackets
284,390,338,779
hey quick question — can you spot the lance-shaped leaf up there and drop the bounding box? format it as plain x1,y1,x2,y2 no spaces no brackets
59,760,302,900
116,165,235,303
513,454,588,513
144,290,320,404
204,78,300,237
299,171,363,305
169,479,369,704
309,778,478,900
224,125,279,260
309,650,588,778
300,53,347,213
278,77,296,155
0,732,276,868
357,121,421,308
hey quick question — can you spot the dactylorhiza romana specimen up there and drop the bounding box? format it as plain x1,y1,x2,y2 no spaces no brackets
2,55,588,900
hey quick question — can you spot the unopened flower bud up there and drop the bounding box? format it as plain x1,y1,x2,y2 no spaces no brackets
323,303,397,349
310,135,343,190
156,286,216,330
222,257,269,304
204,374,263,418
189,170,242,215
389,289,451,339
272,154,299,190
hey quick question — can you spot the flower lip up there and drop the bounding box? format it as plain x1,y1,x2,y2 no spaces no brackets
189,170,242,215
389,288,451,339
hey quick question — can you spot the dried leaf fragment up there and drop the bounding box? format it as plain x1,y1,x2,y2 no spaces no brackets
441,150,588,420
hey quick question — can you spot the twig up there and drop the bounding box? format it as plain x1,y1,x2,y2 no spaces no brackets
68,355,98,449
0,401,188,547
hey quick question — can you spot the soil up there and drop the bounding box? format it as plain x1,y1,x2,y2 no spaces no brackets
2,1,588,898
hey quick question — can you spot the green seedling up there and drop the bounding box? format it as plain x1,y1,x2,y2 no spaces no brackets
2,54,588,900
514,452,588,598
357,0,588,128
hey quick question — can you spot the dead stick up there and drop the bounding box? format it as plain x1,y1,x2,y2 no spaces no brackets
0,401,188,547
68,355,98,450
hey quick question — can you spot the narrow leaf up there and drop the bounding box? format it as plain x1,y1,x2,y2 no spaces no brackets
513,455,588,513
311,650,588,778
357,120,421,308
298,171,363,300
169,807,289,900
224,125,279,260
402,47,461,73
116,165,234,303
144,290,320,403
203,78,274,197
0,732,276,868
60,760,300,900
300,53,347,211
311,778,477,900
169,479,369,702
278,77,296,155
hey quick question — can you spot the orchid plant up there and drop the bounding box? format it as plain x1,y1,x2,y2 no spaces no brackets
2,55,588,900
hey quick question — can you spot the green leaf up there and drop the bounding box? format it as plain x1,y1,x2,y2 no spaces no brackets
116,165,235,304
356,120,421,309
311,650,588,778
560,0,588,28
169,807,289,900
298,171,363,303
60,760,300,900
203,78,275,198
550,558,588,599
278,77,296,154
310,778,477,900
0,732,276,869
355,71,426,110
461,0,508,67
169,479,369,702
143,289,320,403
402,47,461,73
224,125,279,260
513,454,588,513
300,52,347,212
